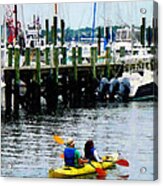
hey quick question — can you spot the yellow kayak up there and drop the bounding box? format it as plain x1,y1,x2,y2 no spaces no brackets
48,154,119,178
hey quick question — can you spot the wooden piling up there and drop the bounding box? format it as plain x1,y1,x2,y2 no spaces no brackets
5,45,13,115
71,46,80,108
24,46,31,111
44,45,59,113
155,18,158,46
51,26,54,44
62,45,67,65
97,26,101,56
78,45,82,64
25,46,30,66
53,16,57,46
31,46,41,113
53,46,59,84
141,17,146,47
147,26,152,47
61,19,65,46
52,45,59,111
5,71,12,116
152,17,155,45
8,45,13,67
14,45,20,114
91,45,97,79
72,46,78,81
105,26,109,43
60,19,66,65
36,46,41,85
89,45,98,106
45,44,50,65
105,45,111,79
45,19,49,45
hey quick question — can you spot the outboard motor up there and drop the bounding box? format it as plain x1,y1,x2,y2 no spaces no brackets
98,77,109,101
109,78,120,102
118,78,130,102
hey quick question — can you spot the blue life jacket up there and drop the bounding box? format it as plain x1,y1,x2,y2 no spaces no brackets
85,147,96,161
64,147,76,166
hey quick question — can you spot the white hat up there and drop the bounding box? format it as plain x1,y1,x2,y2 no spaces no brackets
66,137,75,146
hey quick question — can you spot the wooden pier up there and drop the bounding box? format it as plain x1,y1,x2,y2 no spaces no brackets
3,47,125,116
2,16,157,116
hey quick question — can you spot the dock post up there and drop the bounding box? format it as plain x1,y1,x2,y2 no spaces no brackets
23,45,31,110
61,19,65,46
62,44,67,65
25,45,30,66
4,70,12,116
97,26,101,56
78,45,82,64
45,45,59,113
141,17,146,47
5,45,13,115
53,16,57,46
36,46,41,85
70,46,79,107
53,46,59,84
45,19,49,45
105,45,111,79
53,45,59,110
8,45,13,67
91,45,97,79
147,26,152,47
89,45,98,106
61,19,66,65
45,44,50,65
51,26,54,44
152,18,155,45
14,45,20,115
72,47,78,82
155,18,158,47
31,46,41,113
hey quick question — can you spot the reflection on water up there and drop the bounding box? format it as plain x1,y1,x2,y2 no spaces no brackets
1,101,156,180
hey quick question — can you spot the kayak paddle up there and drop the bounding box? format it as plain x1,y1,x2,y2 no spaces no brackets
89,161,107,176
104,154,129,167
53,135,65,145
116,159,129,167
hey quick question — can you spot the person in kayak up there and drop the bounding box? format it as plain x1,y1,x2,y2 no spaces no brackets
64,138,88,168
84,140,102,162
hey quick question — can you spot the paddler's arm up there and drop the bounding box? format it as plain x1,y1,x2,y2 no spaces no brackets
75,149,89,165
94,149,103,162
78,158,89,164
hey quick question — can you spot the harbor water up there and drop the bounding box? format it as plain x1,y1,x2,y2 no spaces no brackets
1,101,157,180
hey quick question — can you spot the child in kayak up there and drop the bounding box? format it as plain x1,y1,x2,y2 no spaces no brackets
64,138,88,168
84,140,103,162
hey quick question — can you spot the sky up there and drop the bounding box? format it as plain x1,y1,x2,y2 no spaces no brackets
0,0,154,30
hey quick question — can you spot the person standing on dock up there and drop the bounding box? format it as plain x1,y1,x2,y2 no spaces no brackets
64,138,88,168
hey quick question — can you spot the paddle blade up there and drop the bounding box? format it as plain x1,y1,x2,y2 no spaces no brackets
116,159,129,167
59,153,64,159
53,135,65,145
96,168,107,176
